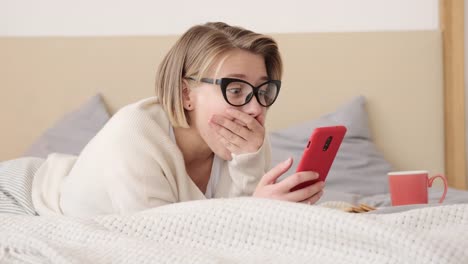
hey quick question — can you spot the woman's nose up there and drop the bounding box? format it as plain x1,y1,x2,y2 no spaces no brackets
243,95,264,118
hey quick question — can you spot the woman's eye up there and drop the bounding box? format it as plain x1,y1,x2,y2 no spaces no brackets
227,88,242,94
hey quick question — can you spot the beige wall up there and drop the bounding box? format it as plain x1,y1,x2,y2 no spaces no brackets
0,31,445,178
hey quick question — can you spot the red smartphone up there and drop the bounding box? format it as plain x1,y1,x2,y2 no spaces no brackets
290,126,347,192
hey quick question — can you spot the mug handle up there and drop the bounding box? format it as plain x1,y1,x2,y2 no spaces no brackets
428,174,448,203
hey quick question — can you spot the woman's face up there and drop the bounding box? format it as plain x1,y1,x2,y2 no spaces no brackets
185,49,268,160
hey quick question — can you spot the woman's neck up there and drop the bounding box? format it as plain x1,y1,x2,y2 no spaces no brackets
173,126,213,167
173,126,214,193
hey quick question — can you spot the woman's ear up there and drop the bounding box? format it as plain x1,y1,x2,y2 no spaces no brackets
182,79,194,111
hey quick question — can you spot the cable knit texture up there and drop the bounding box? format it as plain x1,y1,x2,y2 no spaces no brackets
32,97,271,217
1,197,468,263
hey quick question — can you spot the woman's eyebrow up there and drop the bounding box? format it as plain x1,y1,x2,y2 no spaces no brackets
225,73,269,81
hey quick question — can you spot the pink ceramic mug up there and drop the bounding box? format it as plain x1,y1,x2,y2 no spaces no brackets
388,170,448,206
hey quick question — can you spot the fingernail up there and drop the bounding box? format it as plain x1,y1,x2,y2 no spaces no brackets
314,172,320,179
283,157,292,165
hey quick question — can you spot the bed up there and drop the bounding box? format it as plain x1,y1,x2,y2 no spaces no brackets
1,31,468,263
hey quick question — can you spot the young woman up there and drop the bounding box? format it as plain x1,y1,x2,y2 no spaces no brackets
32,22,324,217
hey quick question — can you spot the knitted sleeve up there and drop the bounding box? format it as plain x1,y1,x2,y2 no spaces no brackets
217,134,272,197
60,100,179,217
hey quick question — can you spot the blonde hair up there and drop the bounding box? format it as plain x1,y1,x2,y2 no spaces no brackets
155,22,283,128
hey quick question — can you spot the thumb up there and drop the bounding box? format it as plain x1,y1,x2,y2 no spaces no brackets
258,157,293,186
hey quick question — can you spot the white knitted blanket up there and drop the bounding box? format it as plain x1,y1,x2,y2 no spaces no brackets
1,197,467,264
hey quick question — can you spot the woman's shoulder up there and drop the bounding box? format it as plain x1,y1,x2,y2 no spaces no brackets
116,96,161,116
111,97,170,127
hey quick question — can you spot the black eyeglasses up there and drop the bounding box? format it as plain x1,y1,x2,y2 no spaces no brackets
186,77,281,107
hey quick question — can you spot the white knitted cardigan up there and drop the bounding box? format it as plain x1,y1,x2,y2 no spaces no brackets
32,97,271,217
1,197,467,263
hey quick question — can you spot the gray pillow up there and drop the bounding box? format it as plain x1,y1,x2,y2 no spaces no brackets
24,94,110,158
269,96,393,195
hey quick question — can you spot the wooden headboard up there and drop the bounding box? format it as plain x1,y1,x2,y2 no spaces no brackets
1,31,453,186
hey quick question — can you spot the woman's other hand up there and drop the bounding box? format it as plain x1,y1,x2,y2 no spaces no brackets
209,108,264,155
253,158,325,205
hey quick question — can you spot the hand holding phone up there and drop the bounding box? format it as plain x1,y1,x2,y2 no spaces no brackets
290,126,347,192
253,157,325,204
